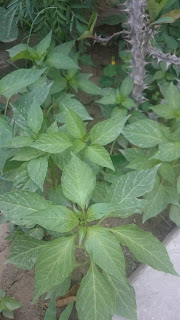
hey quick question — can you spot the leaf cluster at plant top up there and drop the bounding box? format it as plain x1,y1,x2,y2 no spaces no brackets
0,289,21,319
0,19,179,320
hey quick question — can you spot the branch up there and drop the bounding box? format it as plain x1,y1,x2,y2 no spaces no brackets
147,46,180,68
92,31,123,44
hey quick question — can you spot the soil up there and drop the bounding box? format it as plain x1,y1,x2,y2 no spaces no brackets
0,33,175,320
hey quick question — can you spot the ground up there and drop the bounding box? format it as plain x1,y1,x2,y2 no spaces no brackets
0,34,175,320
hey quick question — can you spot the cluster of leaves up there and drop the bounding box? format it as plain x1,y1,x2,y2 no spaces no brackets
0,289,21,319
0,28,179,320
0,0,95,42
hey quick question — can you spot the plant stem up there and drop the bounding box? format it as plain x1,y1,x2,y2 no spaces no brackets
4,98,10,117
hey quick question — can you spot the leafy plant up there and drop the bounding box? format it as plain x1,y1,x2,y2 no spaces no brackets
0,20,179,320
0,289,22,319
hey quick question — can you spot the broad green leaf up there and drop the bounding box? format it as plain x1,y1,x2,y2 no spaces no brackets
7,44,38,61
44,297,56,320
32,132,72,153
71,139,86,153
7,235,46,270
85,226,126,278
5,136,33,148
169,205,180,226
0,7,18,42
36,30,52,56
12,147,45,161
46,53,79,70
65,109,86,139
59,302,74,320
28,101,44,135
52,41,75,55
56,94,92,122
105,273,137,320
29,227,44,240
97,93,117,105
48,185,71,207
13,162,39,192
0,297,22,311
143,178,172,221
87,203,124,222
122,97,136,109
119,77,134,96
126,154,158,170
112,224,177,275
107,166,159,204
77,79,101,95
46,276,71,300
90,116,128,146
52,150,71,171
34,236,75,300
0,190,51,223
159,163,176,185
62,154,96,209
76,263,115,320
123,119,166,147
85,145,114,170
161,9,180,23
152,142,180,162
0,68,46,99
22,205,79,233
27,156,48,191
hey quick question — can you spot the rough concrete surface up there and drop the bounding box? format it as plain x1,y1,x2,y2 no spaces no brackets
113,227,180,320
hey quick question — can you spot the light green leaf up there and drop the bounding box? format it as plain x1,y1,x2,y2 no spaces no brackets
28,101,44,135
112,224,177,275
0,190,51,223
7,235,46,270
12,147,45,161
169,205,180,226
27,156,48,191
76,263,115,320
65,109,86,139
59,302,74,320
0,68,46,99
52,41,75,56
62,154,96,209
126,154,158,170
13,162,39,192
34,236,75,300
29,227,44,240
0,7,18,42
122,98,136,109
0,297,22,311
123,119,166,147
105,273,137,320
71,139,86,154
36,30,52,56
77,79,101,95
4,136,33,148
87,203,124,222
46,53,79,70
32,132,72,153
107,166,159,204
159,163,176,185
46,276,71,300
152,142,180,162
97,93,117,105
119,77,134,96
85,144,114,170
90,116,128,146
48,185,71,207
85,226,126,278
22,205,79,233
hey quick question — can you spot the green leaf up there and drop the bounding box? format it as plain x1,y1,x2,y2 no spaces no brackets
4,136,33,148
152,142,180,162
7,235,46,270
126,154,158,170
159,163,176,185
28,101,44,135
46,276,71,300
90,116,128,146
97,93,117,105
29,227,44,240
105,273,137,320
0,190,51,223
76,263,115,320
27,156,48,191
0,68,46,99
62,154,96,209
177,176,180,194
85,145,114,170
36,30,52,56
0,297,22,311
52,41,75,56
107,166,159,206
13,162,39,192
0,7,18,42
85,226,126,278
143,178,172,221
87,203,123,222
65,109,86,139
22,205,79,233
32,132,72,153
59,302,74,320
46,53,79,70
122,98,136,109
119,77,134,96
44,297,56,320
112,224,177,275
123,119,166,147
77,79,101,95
169,205,180,226
12,147,45,161
34,236,75,300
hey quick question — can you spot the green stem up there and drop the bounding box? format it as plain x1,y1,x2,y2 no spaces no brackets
4,98,10,117
97,213,110,226
110,139,116,155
